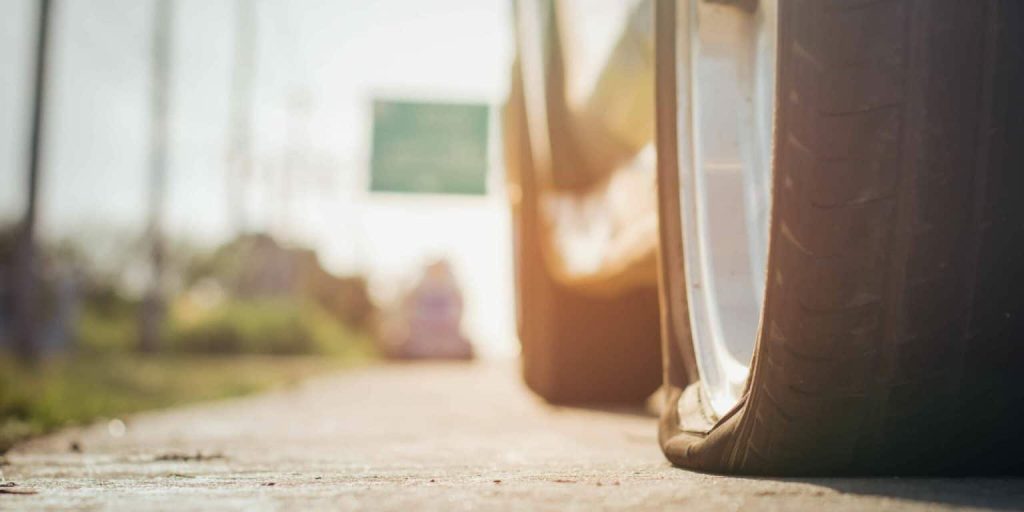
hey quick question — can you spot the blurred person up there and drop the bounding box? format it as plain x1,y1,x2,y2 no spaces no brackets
381,259,473,360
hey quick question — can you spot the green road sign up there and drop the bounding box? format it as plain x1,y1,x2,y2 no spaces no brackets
370,99,490,195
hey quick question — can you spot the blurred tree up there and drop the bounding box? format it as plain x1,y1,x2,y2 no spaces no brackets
13,0,53,362
185,234,375,332
140,0,173,353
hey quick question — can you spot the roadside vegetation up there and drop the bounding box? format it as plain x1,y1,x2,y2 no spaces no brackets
0,229,379,453
0,353,372,453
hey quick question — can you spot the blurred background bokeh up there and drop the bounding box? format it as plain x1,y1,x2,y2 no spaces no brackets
0,0,515,450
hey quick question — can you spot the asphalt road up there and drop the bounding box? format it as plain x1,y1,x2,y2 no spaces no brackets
3,362,1024,510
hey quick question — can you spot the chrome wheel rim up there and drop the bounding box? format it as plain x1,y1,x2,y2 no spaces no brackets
675,0,778,418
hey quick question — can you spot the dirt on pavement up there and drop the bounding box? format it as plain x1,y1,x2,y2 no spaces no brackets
3,363,1024,510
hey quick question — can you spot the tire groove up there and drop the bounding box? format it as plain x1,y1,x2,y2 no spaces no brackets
952,0,1000,441
865,0,926,461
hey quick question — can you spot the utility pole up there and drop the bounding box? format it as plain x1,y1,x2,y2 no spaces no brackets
13,0,53,362
227,0,257,236
140,0,173,353
277,90,311,242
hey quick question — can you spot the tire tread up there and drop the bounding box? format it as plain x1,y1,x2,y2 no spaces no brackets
737,0,1024,474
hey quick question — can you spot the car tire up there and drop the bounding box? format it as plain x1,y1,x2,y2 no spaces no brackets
656,0,1024,475
505,62,662,405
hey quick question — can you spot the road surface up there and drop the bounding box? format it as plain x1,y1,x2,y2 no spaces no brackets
3,363,1023,510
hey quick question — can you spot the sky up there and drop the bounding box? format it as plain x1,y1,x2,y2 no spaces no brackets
0,0,517,356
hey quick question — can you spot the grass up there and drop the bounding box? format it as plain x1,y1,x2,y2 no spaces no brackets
168,298,367,355
0,352,372,453
78,296,373,356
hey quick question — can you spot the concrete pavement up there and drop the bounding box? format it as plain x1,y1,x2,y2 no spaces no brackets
3,362,1024,510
